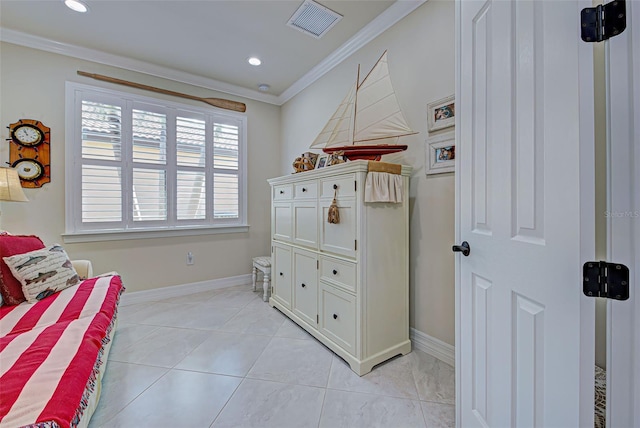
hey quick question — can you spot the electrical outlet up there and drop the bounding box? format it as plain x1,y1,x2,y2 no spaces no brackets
186,252,194,265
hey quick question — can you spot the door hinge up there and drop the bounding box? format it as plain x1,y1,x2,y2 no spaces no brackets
583,261,629,300
581,0,626,43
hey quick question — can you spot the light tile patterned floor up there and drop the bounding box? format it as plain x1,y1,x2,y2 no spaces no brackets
89,284,455,428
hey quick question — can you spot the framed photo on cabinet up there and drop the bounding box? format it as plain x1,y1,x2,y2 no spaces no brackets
316,154,329,169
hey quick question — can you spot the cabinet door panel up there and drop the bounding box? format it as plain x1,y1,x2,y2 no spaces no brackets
320,282,356,355
273,203,292,242
320,199,357,258
272,244,292,309
293,202,318,248
293,249,318,327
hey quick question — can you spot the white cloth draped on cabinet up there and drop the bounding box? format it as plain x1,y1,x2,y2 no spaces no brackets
364,172,403,203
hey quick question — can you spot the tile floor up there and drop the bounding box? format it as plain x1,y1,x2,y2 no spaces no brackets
88,284,455,428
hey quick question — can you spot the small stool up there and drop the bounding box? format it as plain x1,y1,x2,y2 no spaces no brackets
252,256,272,302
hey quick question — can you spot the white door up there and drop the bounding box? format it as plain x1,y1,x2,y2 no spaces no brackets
456,0,596,427
607,0,639,426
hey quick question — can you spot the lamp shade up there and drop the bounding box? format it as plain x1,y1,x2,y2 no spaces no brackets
0,168,28,202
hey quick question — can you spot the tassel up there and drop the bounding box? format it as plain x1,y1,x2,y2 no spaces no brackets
327,189,340,224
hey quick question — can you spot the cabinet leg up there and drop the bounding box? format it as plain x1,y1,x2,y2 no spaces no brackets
263,273,270,302
252,266,257,291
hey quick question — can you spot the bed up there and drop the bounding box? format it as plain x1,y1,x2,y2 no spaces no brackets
0,274,123,428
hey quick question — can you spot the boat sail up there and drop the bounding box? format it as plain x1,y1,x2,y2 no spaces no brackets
310,51,417,161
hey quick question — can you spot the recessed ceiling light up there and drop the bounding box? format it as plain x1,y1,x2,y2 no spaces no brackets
64,0,89,13
258,84,270,92
247,57,262,66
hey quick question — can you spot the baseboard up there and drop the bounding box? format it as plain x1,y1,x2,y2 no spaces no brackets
120,273,252,306
410,328,455,367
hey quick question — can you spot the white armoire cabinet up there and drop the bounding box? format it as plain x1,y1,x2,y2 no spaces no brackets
268,160,412,375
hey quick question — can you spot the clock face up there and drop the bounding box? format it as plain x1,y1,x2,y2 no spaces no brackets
12,124,44,146
12,159,44,181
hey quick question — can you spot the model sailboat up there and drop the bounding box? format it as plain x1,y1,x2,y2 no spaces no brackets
310,51,417,161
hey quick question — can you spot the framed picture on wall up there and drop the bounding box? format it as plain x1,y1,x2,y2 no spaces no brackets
425,131,455,175
427,95,455,132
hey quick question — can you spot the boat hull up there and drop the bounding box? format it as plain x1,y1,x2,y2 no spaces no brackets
323,145,408,161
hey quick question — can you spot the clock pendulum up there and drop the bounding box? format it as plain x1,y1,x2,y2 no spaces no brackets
6,119,51,188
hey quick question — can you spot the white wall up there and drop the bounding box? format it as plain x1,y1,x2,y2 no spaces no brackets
0,42,281,293
281,0,456,346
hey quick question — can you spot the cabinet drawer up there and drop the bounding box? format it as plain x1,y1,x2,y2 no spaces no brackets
273,184,292,200
320,283,356,355
320,256,356,293
294,181,317,199
320,174,357,199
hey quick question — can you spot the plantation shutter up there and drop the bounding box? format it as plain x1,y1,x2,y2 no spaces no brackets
80,100,123,223
176,116,206,220
213,120,240,219
131,108,167,222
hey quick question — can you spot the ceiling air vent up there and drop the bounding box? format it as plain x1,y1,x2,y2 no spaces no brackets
287,0,343,39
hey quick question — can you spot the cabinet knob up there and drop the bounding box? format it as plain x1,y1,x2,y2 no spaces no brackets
279,272,283,276
333,184,338,190
302,187,307,192
279,190,284,194
332,269,338,275
333,313,338,320
301,283,306,288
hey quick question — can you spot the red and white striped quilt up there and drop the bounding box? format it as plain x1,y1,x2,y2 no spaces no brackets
0,275,123,428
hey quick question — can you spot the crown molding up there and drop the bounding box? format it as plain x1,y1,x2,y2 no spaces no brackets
0,0,426,106
276,0,427,104
0,27,280,105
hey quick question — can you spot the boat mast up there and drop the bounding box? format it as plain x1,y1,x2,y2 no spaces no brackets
352,63,360,146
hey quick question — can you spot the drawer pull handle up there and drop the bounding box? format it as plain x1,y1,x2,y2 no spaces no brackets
302,187,307,192
333,314,338,320
332,269,338,275
301,283,306,288
279,190,284,194
279,272,283,276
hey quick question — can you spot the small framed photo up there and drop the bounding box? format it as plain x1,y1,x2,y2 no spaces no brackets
427,95,455,132
426,131,455,175
316,154,329,169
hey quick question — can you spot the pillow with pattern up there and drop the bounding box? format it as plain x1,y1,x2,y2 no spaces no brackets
0,234,45,305
3,244,80,303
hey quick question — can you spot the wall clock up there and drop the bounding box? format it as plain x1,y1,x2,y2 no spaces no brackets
6,119,51,188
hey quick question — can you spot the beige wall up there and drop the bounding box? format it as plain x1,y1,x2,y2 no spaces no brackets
281,0,456,346
0,42,281,293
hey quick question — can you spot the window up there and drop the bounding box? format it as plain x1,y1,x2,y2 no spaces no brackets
65,82,247,240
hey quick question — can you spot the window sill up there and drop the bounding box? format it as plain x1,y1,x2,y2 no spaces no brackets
62,224,250,243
